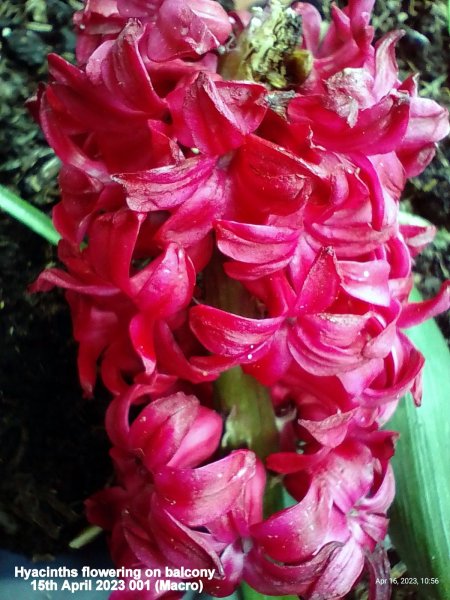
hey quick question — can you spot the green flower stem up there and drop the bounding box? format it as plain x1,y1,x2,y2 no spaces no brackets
205,252,283,516
214,365,279,461
0,183,60,246
215,364,284,519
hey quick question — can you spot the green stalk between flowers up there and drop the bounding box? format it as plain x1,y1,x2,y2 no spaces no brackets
388,288,450,599
0,183,60,246
205,252,282,501
204,252,279,459
205,253,296,600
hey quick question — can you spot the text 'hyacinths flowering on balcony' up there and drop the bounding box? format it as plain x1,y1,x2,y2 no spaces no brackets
30,0,450,598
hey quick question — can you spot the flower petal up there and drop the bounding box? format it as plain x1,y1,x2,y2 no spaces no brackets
154,450,258,526
168,73,267,154
250,481,332,563
190,305,283,357
398,281,450,328
115,156,216,211
147,0,231,62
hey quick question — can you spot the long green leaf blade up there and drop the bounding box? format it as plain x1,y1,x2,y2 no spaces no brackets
388,289,450,599
0,184,60,246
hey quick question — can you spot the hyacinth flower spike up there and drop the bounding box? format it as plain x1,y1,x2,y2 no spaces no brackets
27,0,450,598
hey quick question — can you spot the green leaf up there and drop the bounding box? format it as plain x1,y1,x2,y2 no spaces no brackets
0,184,60,246
240,581,297,600
388,288,450,599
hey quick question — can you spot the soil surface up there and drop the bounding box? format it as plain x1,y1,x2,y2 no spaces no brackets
0,0,111,558
0,0,448,592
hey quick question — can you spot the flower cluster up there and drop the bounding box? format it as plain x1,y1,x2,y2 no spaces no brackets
32,0,449,598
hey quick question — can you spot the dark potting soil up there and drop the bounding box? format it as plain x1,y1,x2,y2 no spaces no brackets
0,0,112,558
0,216,111,557
0,0,448,585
